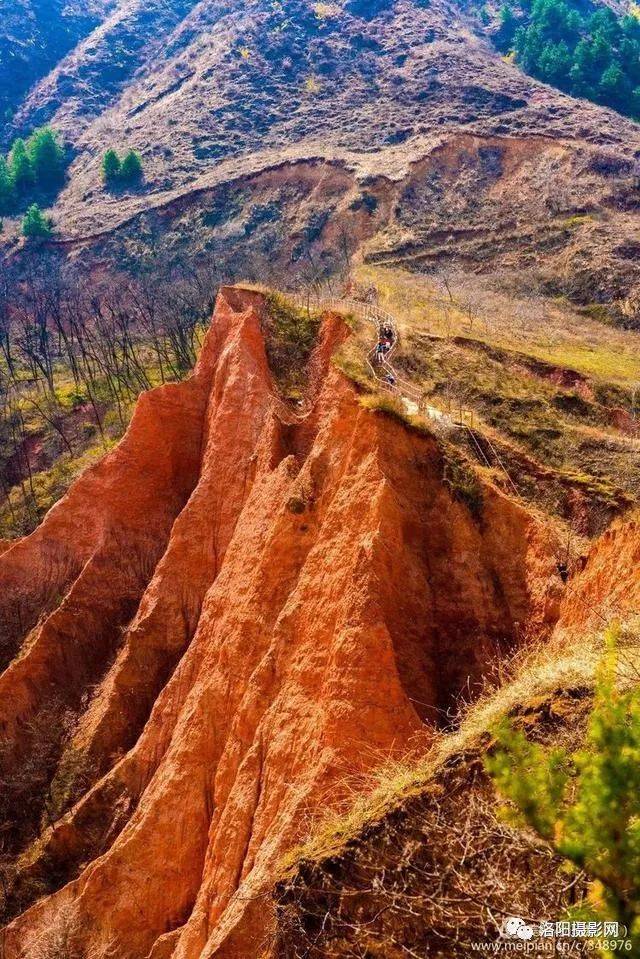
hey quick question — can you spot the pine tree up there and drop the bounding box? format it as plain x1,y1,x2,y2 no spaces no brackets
102,149,122,185
22,203,52,239
486,626,640,947
27,127,65,189
600,63,629,109
538,39,572,85
9,139,34,194
508,0,639,118
0,156,16,215
120,150,143,184
496,5,519,51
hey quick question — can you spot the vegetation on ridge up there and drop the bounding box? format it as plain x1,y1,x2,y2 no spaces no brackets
487,626,640,947
0,127,65,217
497,0,640,119
263,293,321,399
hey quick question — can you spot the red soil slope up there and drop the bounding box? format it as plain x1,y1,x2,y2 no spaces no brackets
0,289,561,958
556,512,640,636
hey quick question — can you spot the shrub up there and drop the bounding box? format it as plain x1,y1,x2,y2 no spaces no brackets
26,127,65,189
442,445,484,518
486,626,640,947
22,203,52,239
44,745,99,825
0,156,16,214
101,148,121,185
102,148,143,188
345,0,394,18
9,139,34,194
496,4,519,51
263,294,321,396
120,149,143,183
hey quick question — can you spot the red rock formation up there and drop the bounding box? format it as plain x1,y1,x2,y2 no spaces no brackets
556,511,640,636
0,289,561,958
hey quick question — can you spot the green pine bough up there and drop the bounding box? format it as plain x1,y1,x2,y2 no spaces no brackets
486,624,640,950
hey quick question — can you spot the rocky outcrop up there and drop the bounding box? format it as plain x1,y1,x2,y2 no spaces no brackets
0,288,561,958
556,510,640,637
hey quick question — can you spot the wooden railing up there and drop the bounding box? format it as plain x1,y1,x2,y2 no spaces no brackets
289,292,521,499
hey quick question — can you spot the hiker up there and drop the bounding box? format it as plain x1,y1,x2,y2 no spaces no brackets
385,372,396,386
557,561,569,583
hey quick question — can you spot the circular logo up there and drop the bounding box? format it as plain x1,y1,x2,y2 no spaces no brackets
502,917,534,940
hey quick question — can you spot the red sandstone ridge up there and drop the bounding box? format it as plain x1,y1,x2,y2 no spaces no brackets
0,288,562,959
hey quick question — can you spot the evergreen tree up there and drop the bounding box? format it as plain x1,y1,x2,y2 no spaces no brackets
589,7,621,46
600,62,629,109
515,22,545,71
496,4,519,51
27,127,65,189
0,156,16,215
590,30,614,73
120,150,143,184
486,627,640,947
619,37,640,86
102,149,121,185
571,37,598,87
506,0,640,118
22,203,52,239
538,39,572,86
9,139,34,194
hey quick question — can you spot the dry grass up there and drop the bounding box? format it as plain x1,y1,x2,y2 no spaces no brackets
356,264,640,386
341,265,640,531
275,779,587,958
21,902,113,959
283,616,640,872
275,621,640,956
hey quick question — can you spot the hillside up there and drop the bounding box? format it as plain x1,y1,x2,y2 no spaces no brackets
0,288,581,955
0,0,114,123
1,0,639,321
2,0,640,956
0,287,638,957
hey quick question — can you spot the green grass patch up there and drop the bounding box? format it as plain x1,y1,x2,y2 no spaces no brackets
264,293,321,398
332,351,374,392
0,436,119,537
534,343,640,385
441,443,484,519
575,303,613,325
559,214,595,231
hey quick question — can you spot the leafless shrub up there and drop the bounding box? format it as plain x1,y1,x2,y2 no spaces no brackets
274,766,587,958
22,903,113,959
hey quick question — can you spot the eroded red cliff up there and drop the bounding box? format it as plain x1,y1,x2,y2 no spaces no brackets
0,288,562,959
555,511,640,637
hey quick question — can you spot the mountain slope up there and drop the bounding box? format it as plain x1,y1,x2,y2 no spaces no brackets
3,0,639,229
0,0,114,124
2,0,639,326
0,288,562,958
